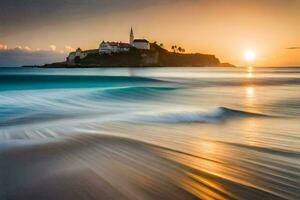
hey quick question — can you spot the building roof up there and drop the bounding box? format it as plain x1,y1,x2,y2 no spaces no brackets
107,42,119,46
83,49,98,53
133,39,149,43
105,42,132,48
118,43,132,48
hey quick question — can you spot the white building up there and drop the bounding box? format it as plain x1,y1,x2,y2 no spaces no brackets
67,52,76,63
99,41,131,54
133,39,150,50
130,27,150,50
99,41,114,54
67,27,151,62
67,48,98,63
76,48,87,59
99,27,150,54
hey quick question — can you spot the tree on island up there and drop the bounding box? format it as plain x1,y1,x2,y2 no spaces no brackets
178,47,182,53
171,45,175,52
171,45,178,53
171,45,185,53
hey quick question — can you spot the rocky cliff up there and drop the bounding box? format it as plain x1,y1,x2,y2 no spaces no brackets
29,43,234,68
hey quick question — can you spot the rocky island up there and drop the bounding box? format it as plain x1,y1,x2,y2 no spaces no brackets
24,28,235,68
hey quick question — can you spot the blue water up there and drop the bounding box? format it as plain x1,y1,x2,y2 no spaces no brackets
0,67,299,200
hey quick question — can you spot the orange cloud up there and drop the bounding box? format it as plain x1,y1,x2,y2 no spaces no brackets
0,43,8,50
65,45,75,52
49,44,57,51
287,47,300,50
24,46,31,51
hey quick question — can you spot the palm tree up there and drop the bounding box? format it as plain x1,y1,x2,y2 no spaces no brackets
178,47,182,53
171,45,175,52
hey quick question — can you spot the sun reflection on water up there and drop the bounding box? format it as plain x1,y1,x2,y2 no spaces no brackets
171,139,247,199
247,67,253,78
246,87,255,98
247,66,253,73
244,86,256,109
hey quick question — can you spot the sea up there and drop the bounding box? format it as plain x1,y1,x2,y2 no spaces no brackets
0,67,299,200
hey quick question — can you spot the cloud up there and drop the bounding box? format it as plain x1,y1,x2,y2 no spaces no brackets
0,47,66,67
287,47,300,50
0,43,8,50
49,44,57,51
24,46,31,51
65,45,75,52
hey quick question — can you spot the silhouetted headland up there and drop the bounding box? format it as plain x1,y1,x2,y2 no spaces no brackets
23,43,235,68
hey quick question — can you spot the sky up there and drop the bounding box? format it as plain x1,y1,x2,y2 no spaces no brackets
0,0,299,67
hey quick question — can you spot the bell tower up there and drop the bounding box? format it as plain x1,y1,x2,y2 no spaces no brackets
129,27,134,45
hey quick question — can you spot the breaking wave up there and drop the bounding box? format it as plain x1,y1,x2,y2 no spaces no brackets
87,86,178,101
139,107,270,123
0,75,168,91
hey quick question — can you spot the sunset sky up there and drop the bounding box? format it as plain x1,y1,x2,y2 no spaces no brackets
0,0,299,67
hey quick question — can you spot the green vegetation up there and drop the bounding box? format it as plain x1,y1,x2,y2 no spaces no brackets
151,43,220,67
171,45,185,53
79,48,142,67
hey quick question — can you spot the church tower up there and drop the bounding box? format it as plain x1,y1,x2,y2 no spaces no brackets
129,27,134,45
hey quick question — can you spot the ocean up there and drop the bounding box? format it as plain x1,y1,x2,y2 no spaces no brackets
0,67,299,200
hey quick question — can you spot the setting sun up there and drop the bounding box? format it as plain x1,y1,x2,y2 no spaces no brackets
244,50,256,62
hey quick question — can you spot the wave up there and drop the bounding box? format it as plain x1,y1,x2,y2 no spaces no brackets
87,86,178,101
0,75,167,91
166,77,300,87
138,107,270,123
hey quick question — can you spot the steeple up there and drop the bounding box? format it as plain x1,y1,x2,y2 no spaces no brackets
130,27,134,45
